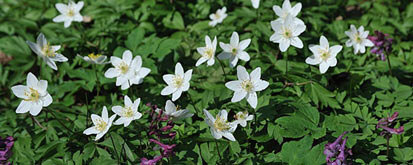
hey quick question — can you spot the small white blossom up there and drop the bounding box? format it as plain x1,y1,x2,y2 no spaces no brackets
218,32,251,68
83,106,116,141
306,36,343,74
252,0,260,9
209,7,227,27
234,111,254,127
225,66,269,109
203,109,237,141
164,100,193,121
26,33,68,70
77,53,109,64
11,73,53,116
112,95,142,127
161,63,192,101
345,25,374,54
104,50,151,90
196,35,217,67
272,0,304,25
53,1,84,28
270,15,306,52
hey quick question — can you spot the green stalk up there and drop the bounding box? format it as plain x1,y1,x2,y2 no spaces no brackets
109,134,120,164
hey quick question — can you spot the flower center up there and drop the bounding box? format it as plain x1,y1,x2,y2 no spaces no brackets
204,48,214,59
42,44,55,57
122,107,134,118
354,34,362,43
319,49,331,61
173,76,184,88
118,62,129,74
67,9,75,17
88,53,101,60
236,112,247,120
94,119,107,132
25,88,40,102
231,48,237,56
241,80,254,92
283,28,293,38
215,12,221,19
214,115,229,132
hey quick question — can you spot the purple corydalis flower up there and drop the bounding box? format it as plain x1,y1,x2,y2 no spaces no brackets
377,112,404,135
324,132,352,165
367,30,393,61
150,139,176,157
0,136,14,164
140,155,162,165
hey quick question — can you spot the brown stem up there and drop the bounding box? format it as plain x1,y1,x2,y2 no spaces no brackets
283,81,313,88
30,116,46,130
386,135,390,157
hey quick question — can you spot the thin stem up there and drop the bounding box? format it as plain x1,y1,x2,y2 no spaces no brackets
85,93,89,127
48,109,74,134
110,134,120,164
30,116,46,130
386,53,393,76
284,51,288,75
93,64,100,110
386,135,390,157
215,140,222,162
217,59,227,81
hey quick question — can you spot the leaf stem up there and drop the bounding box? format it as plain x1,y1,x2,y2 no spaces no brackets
109,133,121,164
30,116,46,130
386,52,392,76
215,140,222,163
217,59,227,81
284,51,288,75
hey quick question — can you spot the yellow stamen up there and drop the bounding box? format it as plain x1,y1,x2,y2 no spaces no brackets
241,80,254,92
214,115,230,131
123,107,134,118
204,49,214,59
24,88,40,102
42,44,55,57
94,119,107,132
88,53,102,60
173,76,184,88
118,62,129,74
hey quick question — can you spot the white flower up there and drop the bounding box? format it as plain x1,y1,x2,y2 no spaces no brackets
77,53,109,64
26,33,68,70
161,62,192,101
112,95,142,127
234,111,254,127
306,36,343,74
52,1,84,28
217,32,251,68
196,35,217,67
209,7,227,27
83,106,116,141
252,0,260,9
270,15,306,52
11,73,53,116
164,100,193,121
345,25,374,54
203,109,237,141
104,50,151,90
272,0,304,25
225,66,269,109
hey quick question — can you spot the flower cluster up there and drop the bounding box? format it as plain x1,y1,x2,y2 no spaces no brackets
377,112,404,135
0,136,14,165
368,31,393,61
324,132,352,165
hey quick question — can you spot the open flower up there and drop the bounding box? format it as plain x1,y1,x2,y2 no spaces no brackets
77,53,109,64
305,36,342,74
0,136,14,164
272,0,304,25
52,1,84,28
112,95,142,127
218,32,251,68
11,73,52,116
324,131,352,165
164,100,193,121
234,111,254,127
225,66,269,109
209,7,227,27
196,35,217,67
270,15,306,52
367,30,393,61
203,109,237,141
377,112,404,135
26,33,68,70
161,62,192,101
251,0,260,9
345,25,374,54
104,50,150,90
83,106,116,141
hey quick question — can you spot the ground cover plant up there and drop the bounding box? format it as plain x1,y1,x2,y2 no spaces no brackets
0,0,412,164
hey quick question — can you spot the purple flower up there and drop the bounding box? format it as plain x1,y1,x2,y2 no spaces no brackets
140,156,162,165
367,31,393,61
0,136,14,164
150,139,176,157
377,112,404,135
324,132,352,165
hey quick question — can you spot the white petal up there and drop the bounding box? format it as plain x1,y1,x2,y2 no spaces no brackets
230,32,239,47
181,82,190,91
37,33,47,48
104,68,120,78
112,106,123,116
184,69,193,82
293,24,306,36
207,58,215,66
237,51,250,61
217,52,231,60
123,50,133,65
95,132,105,141
51,54,68,62
26,72,38,88
161,86,176,96
83,127,99,135
116,76,128,86
74,1,84,12
238,39,251,50
132,56,142,70
55,3,68,13
329,45,343,57
42,94,53,106
360,45,366,54
120,81,130,90
246,115,254,121
282,0,292,10
73,14,83,22
305,55,321,65
196,57,208,67
45,58,58,70
172,89,183,101
272,5,283,17
113,117,126,125
205,35,212,47
36,80,48,94
225,81,242,91
218,110,228,121
16,101,31,114
63,20,72,28
29,101,43,116
165,100,176,115
364,39,374,47
132,98,140,111
211,129,222,140
53,15,67,23
319,61,329,74
203,109,215,124
290,2,302,17
236,65,249,81
270,33,282,43
91,114,101,126
124,95,132,106
345,40,352,47
320,36,329,48
26,41,42,56
240,121,247,127
327,57,337,67
102,106,108,121
175,63,184,77
111,56,123,66
250,67,261,82
279,38,291,52
11,85,29,99
252,0,260,8
163,74,175,84
137,67,151,78
229,56,239,68
222,132,236,141
231,90,247,102
290,37,303,48
254,80,269,91
246,92,258,109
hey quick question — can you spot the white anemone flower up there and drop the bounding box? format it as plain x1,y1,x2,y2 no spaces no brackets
196,35,217,67
306,36,343,74
83,106,116,141
104,50,150,90
270,15,306,52
112,95,142,127
161,62,192,101
11,72,52,116
218,32,251,68
53,1,84,28
345,25,374,54
77,53,109,64
164,100,193,121
203,109,237,141
272,0,304,25
252,0,260,9
26,33,68,71
234,111,254,127
225,66,269,109
209,7,227,27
